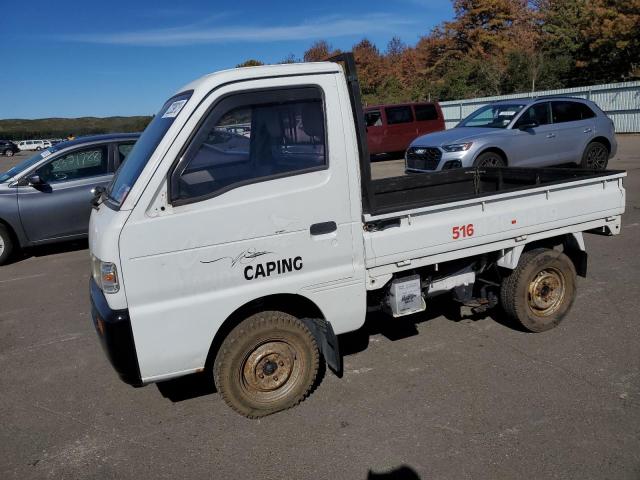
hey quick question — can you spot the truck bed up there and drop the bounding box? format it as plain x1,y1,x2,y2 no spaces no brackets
371,167,624,215
363,169,626,279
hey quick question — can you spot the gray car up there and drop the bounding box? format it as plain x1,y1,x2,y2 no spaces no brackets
405,98,617,173
0,133,139,264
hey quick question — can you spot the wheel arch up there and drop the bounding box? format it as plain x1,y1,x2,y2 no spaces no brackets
0,217,21,248
590,136,611,153
498,233,587,278
474,146,508,166
205,293,341,379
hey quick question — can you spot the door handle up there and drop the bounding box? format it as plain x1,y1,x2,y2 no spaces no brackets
584,128,593,133
546,133,556,138
310,221,337,235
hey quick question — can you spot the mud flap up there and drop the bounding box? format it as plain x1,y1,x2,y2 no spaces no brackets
301,318,342,377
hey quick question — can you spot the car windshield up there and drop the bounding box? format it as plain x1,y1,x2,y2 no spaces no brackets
107,91,192,207
0,147,59,183
459,103,526,129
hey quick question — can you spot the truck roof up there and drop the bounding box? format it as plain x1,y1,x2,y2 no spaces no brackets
176,62,343,96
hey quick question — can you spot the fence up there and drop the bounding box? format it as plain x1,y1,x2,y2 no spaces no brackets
439,81,640,133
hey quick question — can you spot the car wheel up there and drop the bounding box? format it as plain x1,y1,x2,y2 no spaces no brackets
0,224,14,265
581,141,609,169
474,151,506,168
4,149,14,157
500,248,577,332
36,147,42,151
214,310,320,418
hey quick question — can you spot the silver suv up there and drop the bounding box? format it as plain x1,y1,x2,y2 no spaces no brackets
405,98,617,172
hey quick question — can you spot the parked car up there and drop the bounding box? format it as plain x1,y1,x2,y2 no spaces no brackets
0,140,20,157
365,102,445,157
17,140,48,151
405,98,616,172
0,133,139,264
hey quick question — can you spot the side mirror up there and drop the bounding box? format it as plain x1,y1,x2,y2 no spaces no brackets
28,174,45,186
91,185,106,207
518,121,539,130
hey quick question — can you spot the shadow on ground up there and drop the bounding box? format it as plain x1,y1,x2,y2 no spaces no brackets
7,239,88,265
367,465,421,479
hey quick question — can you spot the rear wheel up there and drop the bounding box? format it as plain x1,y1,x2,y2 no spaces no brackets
0,224,14,265
500,248,576,332
214,311,320,418
581,141,609,169
474,151,506,168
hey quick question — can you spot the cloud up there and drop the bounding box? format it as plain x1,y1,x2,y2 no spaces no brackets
56,14,415,46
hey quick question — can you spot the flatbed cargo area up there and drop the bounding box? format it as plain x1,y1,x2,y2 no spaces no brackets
371,167,625,215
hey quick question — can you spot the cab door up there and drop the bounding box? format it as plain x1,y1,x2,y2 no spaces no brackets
118,75,366,380
509,102,559,167
17,145,111,241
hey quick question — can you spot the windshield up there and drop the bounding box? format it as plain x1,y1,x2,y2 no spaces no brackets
0,147,59,183
459,103,526,129
107,91,193,207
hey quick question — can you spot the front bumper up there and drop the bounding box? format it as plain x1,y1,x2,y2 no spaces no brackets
405,146,474,172
90,278,142,386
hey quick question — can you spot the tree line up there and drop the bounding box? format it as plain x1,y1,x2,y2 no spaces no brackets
238,0,640,105
0,116,152,141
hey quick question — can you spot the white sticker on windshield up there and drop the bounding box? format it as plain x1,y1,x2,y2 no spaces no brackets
41,149,51,158
162,100,187,119
500,110,517,116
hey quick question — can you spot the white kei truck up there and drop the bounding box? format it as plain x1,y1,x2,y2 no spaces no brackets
89,54,626,417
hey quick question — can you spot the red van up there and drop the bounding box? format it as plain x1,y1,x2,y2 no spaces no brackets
364,102,445,157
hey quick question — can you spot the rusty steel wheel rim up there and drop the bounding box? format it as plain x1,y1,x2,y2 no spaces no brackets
527,267,566,317
240,339,302,402
586,144,608,169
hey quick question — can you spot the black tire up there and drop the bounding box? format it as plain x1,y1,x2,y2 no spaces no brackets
581,141,609,169
4,149,13,157
213,311,320,418
500,248,576,332
474,151,506,168
0,224,14,265
36,147,42,151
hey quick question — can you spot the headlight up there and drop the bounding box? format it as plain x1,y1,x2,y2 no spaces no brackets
91,254,120,294
442,142,473,152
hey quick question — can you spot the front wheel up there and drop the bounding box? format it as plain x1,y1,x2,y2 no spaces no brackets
214,311,320,418
581,141,609,169
500,248,577,332
4,149,14,157
474,151,506,168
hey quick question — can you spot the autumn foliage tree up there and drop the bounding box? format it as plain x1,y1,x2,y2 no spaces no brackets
237,0,639,103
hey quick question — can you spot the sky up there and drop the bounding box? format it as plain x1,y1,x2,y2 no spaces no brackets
0,0,453,119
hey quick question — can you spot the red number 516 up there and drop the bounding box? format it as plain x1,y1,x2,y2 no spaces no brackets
452,224,474,240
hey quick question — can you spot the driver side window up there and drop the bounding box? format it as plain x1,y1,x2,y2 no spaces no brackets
36,147,108,183
514,103,551,128
172,87,327,204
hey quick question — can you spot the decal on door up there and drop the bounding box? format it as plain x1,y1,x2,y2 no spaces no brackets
201,249,272,267
244,257,303,280
201,249,303,280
